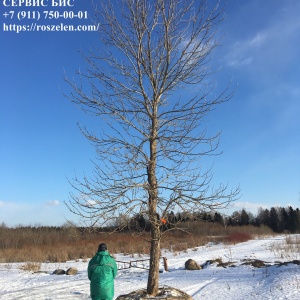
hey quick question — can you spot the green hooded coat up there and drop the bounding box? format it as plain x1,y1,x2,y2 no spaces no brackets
88,251,118,300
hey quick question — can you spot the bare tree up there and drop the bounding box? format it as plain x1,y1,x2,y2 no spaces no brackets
65,0,239,296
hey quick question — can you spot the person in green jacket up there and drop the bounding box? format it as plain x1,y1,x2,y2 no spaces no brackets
88,243,118,300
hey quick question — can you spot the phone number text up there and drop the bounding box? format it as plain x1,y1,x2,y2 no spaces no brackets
3,10,88,20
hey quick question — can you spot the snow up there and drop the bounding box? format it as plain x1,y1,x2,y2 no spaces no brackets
0,235,300,299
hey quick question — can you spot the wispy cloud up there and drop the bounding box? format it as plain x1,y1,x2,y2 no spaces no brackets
249,32,265,47
229,201,269,214
226,32,265,67
46,200,60,206
224,3,300,71
84,200,97,207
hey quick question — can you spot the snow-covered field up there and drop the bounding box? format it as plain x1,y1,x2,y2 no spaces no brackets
1,235,300,299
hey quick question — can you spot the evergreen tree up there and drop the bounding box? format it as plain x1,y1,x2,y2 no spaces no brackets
295,208,300,232
269,207,281,232
288,206,297,233
262,209,271,227
240,209,250,226
255,207,265,227
214,212,224,225
230,211,241,226
278,207,289,232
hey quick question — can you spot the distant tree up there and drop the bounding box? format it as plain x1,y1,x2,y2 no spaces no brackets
261,209,271,227
108,213,130,230
167,211,176,225
0,222,7,228
295,208,300,232
247,211,255,225
269,207,281,232
240,209,250,226
202,212,210,222
296,208,300,233
230,210,241,226
214,212,224,225
227,216,233,226
287,206,299,233
278,207,289,232
129,214,147,232
65,0,239,295
287,206,294,232
176,212,183,223
255,207,264,227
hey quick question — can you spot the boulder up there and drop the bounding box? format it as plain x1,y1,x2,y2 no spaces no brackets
66,267,78,275
52,269,65,275
185,259,202,270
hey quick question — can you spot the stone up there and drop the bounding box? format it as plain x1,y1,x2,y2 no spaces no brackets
52,269,65,275
66,267,78,275
185,258,202,270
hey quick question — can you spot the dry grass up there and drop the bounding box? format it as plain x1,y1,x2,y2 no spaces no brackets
21,262,41,272
225,232,252,244
269,235,300,260
0,222,276,263
0,231,151,263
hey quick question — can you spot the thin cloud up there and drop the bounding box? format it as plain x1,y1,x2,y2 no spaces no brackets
84,200,97,208
230,201,269,214
224,3,300,71
46,200,60,206
225,31,268,68
249,32,265,47
227,31,266,67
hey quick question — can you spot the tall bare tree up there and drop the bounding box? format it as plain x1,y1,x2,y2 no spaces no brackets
65,0,239,295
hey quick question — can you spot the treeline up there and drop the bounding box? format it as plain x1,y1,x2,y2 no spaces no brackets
112,205,300,234
209,206,300,233
1,206,300,236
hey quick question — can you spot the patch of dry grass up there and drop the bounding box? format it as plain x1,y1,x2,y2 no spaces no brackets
270,235,300,260
21,262,41,272
225,232,252,244
0,222,277,263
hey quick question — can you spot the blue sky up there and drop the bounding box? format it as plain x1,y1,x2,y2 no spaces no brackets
1,0,299,227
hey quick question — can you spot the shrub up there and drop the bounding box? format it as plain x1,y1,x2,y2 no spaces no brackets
0,223,273,262
21,262,41,272
225,232,252,244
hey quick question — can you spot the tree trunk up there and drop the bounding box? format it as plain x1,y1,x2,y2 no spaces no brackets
147,112,160,295
147,219,161,295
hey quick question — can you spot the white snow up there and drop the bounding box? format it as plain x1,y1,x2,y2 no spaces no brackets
1,235,300,299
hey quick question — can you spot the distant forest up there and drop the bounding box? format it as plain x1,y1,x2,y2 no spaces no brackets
1,206,299,234
123,206,300,234
204,206,300,233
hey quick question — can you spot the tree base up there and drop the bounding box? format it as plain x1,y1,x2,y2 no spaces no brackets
116,286,193,300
